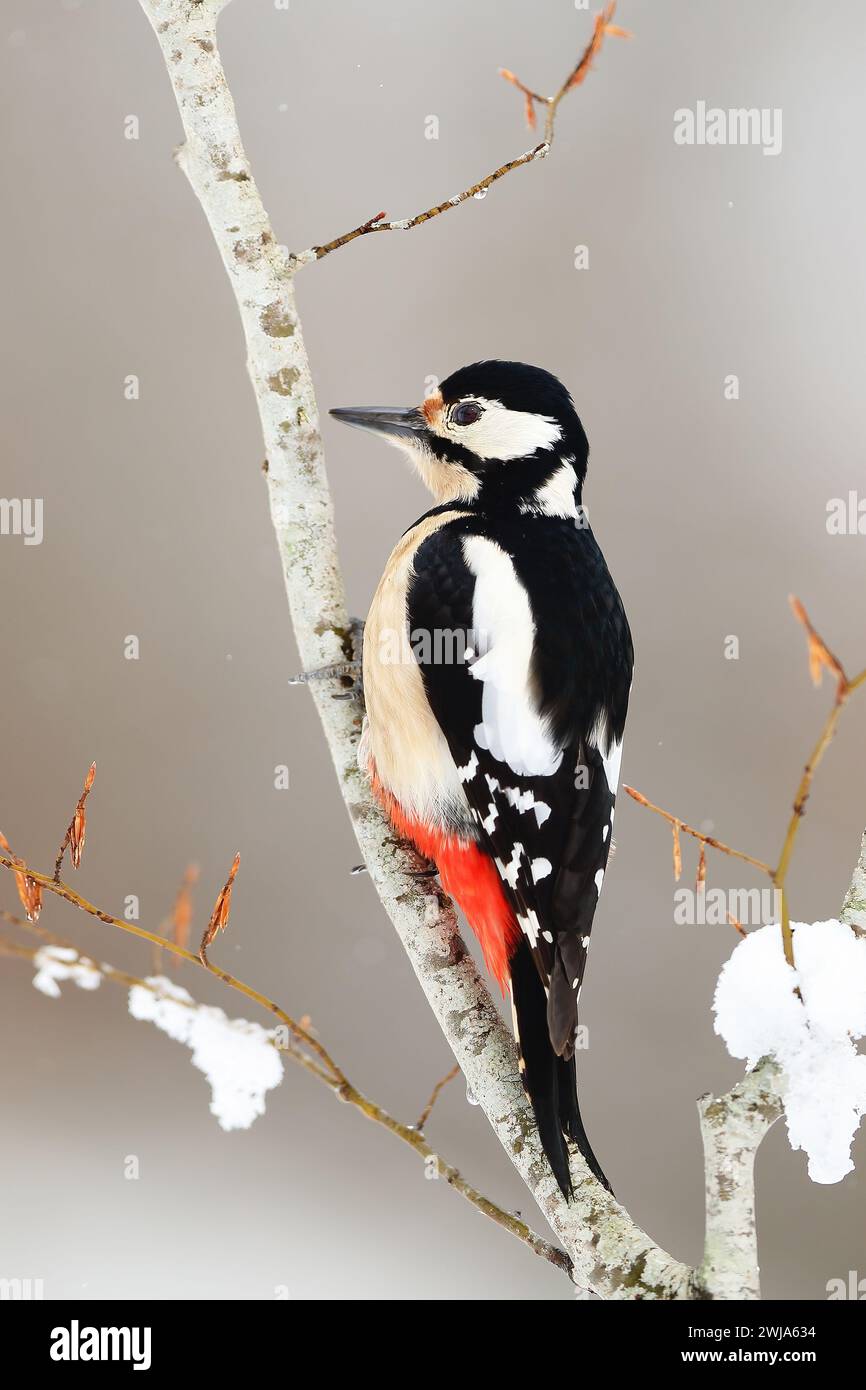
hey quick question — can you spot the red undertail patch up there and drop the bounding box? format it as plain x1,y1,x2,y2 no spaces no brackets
371,772,521,991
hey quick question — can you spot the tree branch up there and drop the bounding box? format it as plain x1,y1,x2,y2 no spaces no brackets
841,831,866,934
691,827,866,1299
135,0,695,1299
694,1061,783,1301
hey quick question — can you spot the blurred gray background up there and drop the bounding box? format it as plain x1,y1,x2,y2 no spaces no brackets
1,0,865,1301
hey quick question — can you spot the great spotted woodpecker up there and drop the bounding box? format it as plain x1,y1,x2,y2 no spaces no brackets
331,361,633,1196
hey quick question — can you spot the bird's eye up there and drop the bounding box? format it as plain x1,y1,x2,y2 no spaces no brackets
451,401,482,427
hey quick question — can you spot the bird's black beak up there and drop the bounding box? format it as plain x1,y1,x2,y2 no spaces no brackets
329,405,427,442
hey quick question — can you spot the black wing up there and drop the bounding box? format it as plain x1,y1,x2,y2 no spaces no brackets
407,512,633,1057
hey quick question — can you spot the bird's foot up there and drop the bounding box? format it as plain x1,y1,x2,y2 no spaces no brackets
289,618,365,702
409,863,440,881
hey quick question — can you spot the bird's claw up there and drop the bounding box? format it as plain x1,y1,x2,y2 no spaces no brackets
289,618,365,702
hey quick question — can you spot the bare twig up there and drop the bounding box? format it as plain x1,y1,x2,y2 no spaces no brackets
772,598,866,964
0,851,341,1084
627,598,866,971
502,2,631,145
301,144,549,262
0,880,570,1279
623,787,772,875
416,1063,460,1133
296,4,629,263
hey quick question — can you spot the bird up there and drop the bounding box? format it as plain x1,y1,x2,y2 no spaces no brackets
330,361,633,1197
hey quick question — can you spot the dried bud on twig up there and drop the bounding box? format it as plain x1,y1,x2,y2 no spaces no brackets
0,830,42,923
499,69,541,129
567,3,631,91
172,863,199,955
54,762,97,880
789,596,846,695
696,843,707,890
199,853,240,963
672,823,683,882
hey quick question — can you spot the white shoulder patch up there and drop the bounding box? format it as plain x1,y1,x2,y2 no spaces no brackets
589,710,624,797
519,457,579,518
462,534,562,778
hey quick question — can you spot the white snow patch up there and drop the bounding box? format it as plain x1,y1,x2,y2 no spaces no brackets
129,976,284,1132
713,920,866,1184
32,946,101,999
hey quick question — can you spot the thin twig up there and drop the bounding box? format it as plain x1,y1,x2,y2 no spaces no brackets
301,145,548,262
0,852,341,1084
506,2,632,147
416,1063,461,1133
627,598,866,974
771,598,866,965
296,4,629,263
0,888,571,1279
623,788,771,874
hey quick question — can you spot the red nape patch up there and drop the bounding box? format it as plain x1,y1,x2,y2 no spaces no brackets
372,775,521,992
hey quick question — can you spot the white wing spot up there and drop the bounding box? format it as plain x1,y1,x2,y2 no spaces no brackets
531,857,552,883
457,750,478,783
594,868,605,893
518,909,541,949
502,842,524,889
602,739,623,797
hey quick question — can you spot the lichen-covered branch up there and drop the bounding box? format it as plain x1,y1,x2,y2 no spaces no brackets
841,831,866,934
694,1061,783,1300
134,0,698,1299
692,830,866,1299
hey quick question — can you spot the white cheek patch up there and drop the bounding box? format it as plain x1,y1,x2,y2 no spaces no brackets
463,534,563,778
449,397,562,461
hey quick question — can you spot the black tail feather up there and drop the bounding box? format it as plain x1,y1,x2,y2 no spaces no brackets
511,940,612,1198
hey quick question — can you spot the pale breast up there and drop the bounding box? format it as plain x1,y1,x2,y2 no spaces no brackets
363,510,473,833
